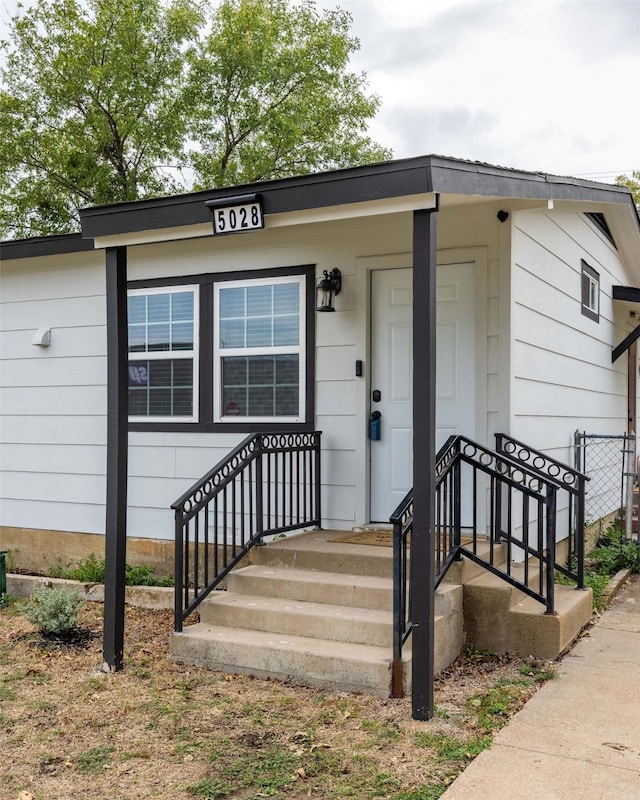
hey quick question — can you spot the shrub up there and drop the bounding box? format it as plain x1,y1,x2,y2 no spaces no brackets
48,554,174,587
22,585,84,635
67,553,106,583
588,524,640,575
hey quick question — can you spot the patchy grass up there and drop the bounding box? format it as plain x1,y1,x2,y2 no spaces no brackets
0,602,553,800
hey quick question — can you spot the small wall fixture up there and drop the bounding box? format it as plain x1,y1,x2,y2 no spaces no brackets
497,210,509,223
315,268,342,312
32,328,51,347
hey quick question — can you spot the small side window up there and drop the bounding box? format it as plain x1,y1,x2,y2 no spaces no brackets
581,260,599,323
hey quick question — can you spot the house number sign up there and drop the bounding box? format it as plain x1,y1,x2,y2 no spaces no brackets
206,194,265,236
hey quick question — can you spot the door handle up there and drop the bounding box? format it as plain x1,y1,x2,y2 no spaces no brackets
370,410,381,440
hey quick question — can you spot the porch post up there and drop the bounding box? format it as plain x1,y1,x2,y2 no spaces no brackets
411,207,437,721
103,246,129,672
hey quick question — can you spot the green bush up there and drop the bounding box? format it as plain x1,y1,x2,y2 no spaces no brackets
49,554,173,587
588,524,640,575
22,585,84,635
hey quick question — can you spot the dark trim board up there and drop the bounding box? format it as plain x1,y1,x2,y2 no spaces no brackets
613,285,640,303
103,246,129,672
78,155,639,241
1,233,95,260
612,322,640,364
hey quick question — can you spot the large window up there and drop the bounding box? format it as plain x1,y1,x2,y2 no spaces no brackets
128,286,199,420
214,276,305,422
127,266,314,431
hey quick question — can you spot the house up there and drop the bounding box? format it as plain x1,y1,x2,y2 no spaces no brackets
2,155,640,718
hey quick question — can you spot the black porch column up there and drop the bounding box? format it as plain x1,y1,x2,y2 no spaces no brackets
103,246,129,672
411,208,437,720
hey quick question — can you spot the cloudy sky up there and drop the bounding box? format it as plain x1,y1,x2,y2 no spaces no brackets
1,0,638,183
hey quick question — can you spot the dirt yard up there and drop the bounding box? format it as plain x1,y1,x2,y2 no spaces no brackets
0,599,558,800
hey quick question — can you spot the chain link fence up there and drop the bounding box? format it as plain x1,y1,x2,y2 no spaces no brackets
574,431,637,542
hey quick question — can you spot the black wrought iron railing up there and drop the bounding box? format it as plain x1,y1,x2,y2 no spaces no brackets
496,433,588,587
390,489,412,699
391,435,586,690
434,435,561,606
171,431,322,631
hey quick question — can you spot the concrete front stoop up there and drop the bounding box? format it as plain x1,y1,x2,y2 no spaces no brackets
169,530,593,696
169,529,464,698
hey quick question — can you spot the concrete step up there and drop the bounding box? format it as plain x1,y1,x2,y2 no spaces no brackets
199,592,393,647
463,568,593,659
250,529,393,578
506,585,593,660
170,609,463,698
169,529,466,696
226,564,393,610
169,623,395,697
224,563,462,618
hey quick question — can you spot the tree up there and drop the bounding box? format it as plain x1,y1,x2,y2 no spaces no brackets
186,0,390,189
0,0,202,238
617,171,640,208
0,0,390,239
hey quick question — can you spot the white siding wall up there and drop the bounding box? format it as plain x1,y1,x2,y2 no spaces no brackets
0,251,108,534
125,214,416,537
1,206,506,542
511,209,632,472
16,200,610,544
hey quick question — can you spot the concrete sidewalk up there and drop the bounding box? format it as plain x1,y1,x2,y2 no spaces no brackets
441,575,640,800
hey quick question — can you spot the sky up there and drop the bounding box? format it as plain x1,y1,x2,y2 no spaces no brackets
1,0,638,184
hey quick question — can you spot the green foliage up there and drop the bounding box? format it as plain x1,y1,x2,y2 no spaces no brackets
0,0,202,238
186,0,391,189
518,660,556,683
188,742,300,797
49,554,173,586
187,777,234,799
75,745,115,774
22,585,84,635
588,523,640,575
413,731,492,764
617,171,640,208
466,684,526,732
390,788,447,800
0,0,390,238
556,522,640,610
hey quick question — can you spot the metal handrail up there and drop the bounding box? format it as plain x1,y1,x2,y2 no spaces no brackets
390,434,577,694
390,489,413,698
172,431,322,631
496,432,588,587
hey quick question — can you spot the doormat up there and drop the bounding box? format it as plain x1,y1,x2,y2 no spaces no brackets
330,531,475,547
330,530,398,547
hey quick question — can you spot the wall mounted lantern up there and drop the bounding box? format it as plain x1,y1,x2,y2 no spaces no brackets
315,268,342,312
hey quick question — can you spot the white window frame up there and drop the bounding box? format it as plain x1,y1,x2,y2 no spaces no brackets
581,260,600,323
213,274,306,424
128,285,199,423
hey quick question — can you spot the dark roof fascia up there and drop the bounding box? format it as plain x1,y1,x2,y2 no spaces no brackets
428,156,635,206
0,233,95,262
77,153,640,241
79,156,434,239
613,285,640,303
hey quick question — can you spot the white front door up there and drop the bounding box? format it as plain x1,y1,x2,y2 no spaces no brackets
369,263,477,522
